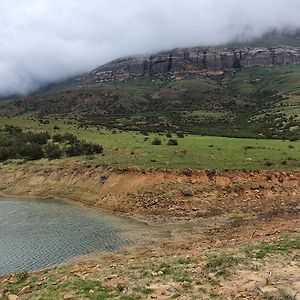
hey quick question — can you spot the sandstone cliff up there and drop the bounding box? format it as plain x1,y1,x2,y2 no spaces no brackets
76,46,300,84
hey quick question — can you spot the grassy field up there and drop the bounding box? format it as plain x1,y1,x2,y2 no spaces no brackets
1,116,300,170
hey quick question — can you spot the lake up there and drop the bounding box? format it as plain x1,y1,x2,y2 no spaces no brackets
0,197,154,276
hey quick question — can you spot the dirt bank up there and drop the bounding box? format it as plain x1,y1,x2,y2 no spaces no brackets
1,162,300,299
1,162,300,223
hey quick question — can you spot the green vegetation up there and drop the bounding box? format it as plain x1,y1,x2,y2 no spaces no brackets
2,64,300,140
0,124,103,162
245,236,300,259
16,271,29,283
1,117,300,170
204,252,243,277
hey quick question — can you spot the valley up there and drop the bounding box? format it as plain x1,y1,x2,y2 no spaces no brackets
1,32,300,300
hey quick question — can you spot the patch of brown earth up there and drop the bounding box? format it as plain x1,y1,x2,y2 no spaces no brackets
1,163,300,223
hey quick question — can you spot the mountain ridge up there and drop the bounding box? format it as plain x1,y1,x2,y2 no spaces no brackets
73,46,300,86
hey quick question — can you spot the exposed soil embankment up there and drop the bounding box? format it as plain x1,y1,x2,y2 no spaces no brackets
1,162,300,222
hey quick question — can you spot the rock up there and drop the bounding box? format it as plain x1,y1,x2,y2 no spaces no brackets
259,286,279,298
106,274,118,280
60,276,68,282
8,295,19,300
181,281,190,288
63,294,75,300
157,271,164,276
80,46,300,85
8,277,18,284
19,286,30,295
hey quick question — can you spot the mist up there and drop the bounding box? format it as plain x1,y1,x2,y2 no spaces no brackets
1,0,300,96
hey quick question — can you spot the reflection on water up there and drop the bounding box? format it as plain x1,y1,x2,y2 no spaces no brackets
0,198,154,275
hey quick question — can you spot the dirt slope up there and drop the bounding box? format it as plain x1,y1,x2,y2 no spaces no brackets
1,162,300,223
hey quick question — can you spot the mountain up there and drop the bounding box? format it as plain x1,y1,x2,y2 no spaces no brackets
2,32,300,140
74,46,300,85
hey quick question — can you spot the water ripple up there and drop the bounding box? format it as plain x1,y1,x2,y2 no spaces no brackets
0,198,155,275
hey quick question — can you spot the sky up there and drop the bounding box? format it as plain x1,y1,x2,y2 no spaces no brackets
1,0,300,96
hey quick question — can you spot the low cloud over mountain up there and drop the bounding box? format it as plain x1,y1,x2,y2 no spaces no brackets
1,0,300,96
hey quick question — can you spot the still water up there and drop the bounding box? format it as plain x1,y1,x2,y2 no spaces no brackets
0,198,153,275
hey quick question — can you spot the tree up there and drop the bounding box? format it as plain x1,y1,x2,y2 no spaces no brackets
20,144,44,160
65,142,83,157
44,143,63,160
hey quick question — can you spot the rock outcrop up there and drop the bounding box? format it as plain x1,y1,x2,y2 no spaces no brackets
76,46,300,84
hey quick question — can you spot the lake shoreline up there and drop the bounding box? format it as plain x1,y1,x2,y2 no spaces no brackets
1,162,300,224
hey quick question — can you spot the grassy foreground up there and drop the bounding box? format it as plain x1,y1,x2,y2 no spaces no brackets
1,117,300,171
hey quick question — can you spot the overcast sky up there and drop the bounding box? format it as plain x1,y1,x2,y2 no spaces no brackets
1,0,300,96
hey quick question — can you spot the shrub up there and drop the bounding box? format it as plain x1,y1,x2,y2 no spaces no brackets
52,133,64,143
16,271,29,283
0,147,11,161
20,144,44,161
26,132,50,145
4,125,22,135
289,136,298,142
44,143,63,160
65,142,83,157
167,139,178,146
82,143,103,155
152,138,162,145
63,133,80,144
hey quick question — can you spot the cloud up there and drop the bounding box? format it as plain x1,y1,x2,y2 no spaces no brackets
0,0,300,96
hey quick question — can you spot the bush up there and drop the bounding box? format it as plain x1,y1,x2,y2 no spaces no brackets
289,136,298,142
44,143,63,160
20,144,44,160
167,139,178,146
177,132,185,138
0,147,11,161
26,132,50,145
152,138,162,145
65,142,83,157
65,141,103,157
52,133,64,143
82,143,103,155
63,133,80,144
4,125,22,135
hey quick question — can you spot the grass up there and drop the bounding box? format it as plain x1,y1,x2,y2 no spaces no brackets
230,65,300,97
2,116,300,170
204,252,243,277
245,236,300,259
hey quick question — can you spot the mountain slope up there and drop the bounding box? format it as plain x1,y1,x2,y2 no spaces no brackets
2,33,300,140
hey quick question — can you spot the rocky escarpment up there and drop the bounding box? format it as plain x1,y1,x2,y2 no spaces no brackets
76,46,300,84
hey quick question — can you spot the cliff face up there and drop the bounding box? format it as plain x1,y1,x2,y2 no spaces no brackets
77,46,300,84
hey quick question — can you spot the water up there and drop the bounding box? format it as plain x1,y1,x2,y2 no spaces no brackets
0,197,154,276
